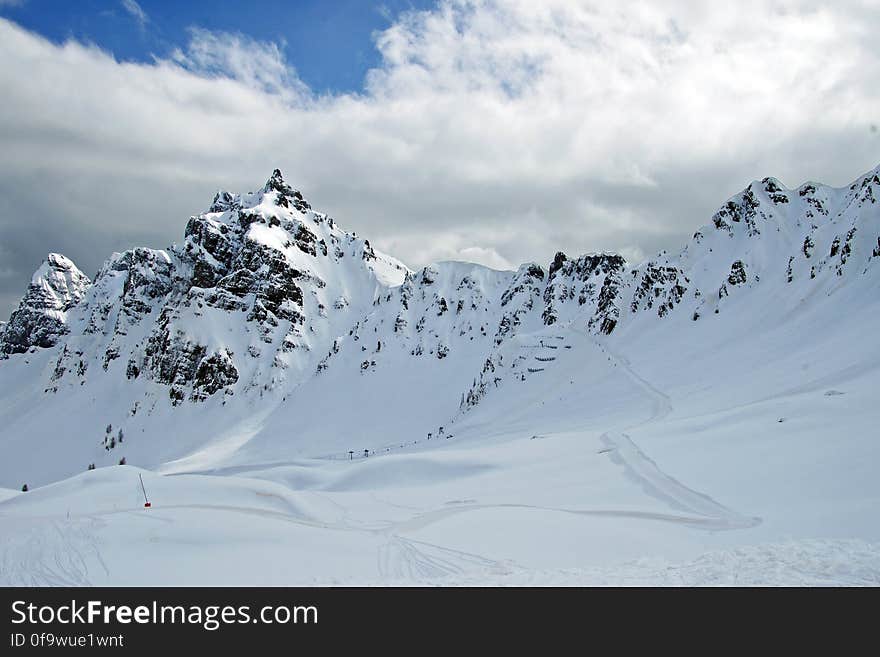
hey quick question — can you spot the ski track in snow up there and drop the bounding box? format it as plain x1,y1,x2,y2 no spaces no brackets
588,332,761,530
377,535,509,581
377,539,880,587
389,501,744,532
0,517,108,586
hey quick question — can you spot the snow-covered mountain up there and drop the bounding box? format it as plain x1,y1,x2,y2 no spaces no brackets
4,170,406,403
0,253,90,356
1,165,879,480
0,165,878,585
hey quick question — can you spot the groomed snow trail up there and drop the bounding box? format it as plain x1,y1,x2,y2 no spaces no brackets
590,334,761,530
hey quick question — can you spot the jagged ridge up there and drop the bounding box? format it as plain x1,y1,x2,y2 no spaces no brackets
2,164,879,418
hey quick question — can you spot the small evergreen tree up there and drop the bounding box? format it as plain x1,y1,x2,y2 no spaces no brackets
88,463,96,471
118,457,126,465
110,437,116,449
118,428,124,443
106,424,112,434
21,484,28,492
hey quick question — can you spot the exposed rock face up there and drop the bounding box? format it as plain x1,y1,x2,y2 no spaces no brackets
727,261,747,286
264,168,312,214
192,349,239,400
29,169,407,402
495,264,545,344
628,262,688,322
0,253,90,356
713,185,760,237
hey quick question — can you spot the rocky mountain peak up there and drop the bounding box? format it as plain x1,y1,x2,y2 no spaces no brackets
262,168,311,213
548,251,568,277
0,253,90,356
30,172,408,404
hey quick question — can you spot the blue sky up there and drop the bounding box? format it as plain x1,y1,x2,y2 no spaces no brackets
0,0,436,93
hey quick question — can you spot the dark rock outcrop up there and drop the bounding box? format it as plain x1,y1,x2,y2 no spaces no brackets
0,254,90,356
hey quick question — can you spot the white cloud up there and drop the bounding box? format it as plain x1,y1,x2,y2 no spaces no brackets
455,247,514,271
0,1,878,316
617,246,647,268
120,0,148,28
168,28,311,102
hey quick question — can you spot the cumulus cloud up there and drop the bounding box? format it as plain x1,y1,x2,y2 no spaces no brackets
169,28,311,102
0,1,878,316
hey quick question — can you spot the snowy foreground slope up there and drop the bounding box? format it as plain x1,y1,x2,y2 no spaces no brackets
0,167,879,585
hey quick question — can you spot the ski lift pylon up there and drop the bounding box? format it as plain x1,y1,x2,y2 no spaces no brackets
139,473,151,508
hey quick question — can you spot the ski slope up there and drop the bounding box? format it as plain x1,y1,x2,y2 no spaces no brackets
1,312,878,585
